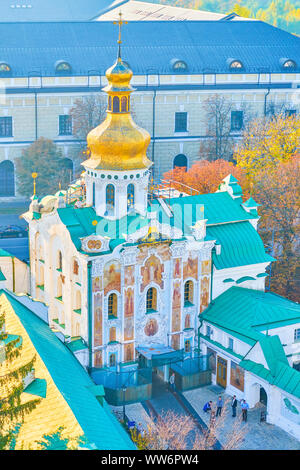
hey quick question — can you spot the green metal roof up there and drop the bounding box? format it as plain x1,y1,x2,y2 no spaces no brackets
0,248,13,258
207,221,274,270
243,197,260,208
1,290,135,450
0,269,6,281
201,287,300,340
23,378,47,399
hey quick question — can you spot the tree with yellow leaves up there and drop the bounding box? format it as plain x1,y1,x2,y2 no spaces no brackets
235,113,300,181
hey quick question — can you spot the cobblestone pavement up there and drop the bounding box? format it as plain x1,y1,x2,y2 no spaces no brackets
184,386,300,450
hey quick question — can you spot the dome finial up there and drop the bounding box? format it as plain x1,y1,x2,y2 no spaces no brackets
113,11,128,60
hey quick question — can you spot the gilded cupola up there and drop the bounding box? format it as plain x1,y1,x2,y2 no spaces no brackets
83,14,151,172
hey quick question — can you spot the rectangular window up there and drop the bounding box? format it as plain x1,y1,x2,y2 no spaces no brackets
175,112,187,132
231,111,243,131
294,329,300,342
228,338,234,350
0,117,12,137
59,115,72,135
206,325,211,338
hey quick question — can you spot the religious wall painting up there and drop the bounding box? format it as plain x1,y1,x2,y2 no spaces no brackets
141,254,164,292
103,260,121,295
124,265,135,287
200,276,210,312
173,258,182,279
124,287,134,317
94,293,103,347
183,253,198,280
94,349,103,368
156,243,171,262
144,318,158,337
172,280,181,332
201,260,211,276
172,308,181,333
184,314,191,330
92,276,102,293
124,343,134,363
124,316,134,341
230,361,245,392
137,245,149,264
207,347,216,374
172,280,181,309
171,334,181,351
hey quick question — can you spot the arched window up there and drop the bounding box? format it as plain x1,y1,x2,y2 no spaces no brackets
121,96,127,112
106,184,115,213
108,96,112,111
113,96,120,113
173,154,188,170
57,251,62,270
109,327,116,343
108,293,117,318
55,60,72,74
184,339,191,353
184,280,194,305
282,59,297,69
109,353,116,367
146,287,157,312
61,158,73,182
73,259,79,275
229,60,243,70
39,266,44,286
0,161,15,197
127,183,135,210
0,62,11,73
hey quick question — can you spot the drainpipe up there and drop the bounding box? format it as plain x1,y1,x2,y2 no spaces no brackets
34,90,38,140
12,256,15,293
152,89,157,180
264,88,270,117
87,260,93,370
210,247,215,303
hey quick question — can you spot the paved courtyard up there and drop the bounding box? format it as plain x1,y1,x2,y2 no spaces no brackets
110,384,300,450
184,385,300,450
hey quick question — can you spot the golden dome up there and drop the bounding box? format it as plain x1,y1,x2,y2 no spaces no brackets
83,53,152,171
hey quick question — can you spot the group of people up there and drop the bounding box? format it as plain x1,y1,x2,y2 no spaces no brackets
203,395,249,422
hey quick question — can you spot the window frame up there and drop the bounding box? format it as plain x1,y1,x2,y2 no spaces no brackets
184,280,194,306
231,110,244,132
175,112,188,133
0,117,13,138
108,293,118,319
59,114,72,136
294,329,300,342
146,287,157,312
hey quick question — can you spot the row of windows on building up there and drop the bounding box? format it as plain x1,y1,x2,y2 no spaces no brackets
1,108,297,139
107,280,194,318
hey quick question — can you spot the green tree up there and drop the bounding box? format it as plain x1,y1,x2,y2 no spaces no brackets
0,313,41,450
16,138,72,197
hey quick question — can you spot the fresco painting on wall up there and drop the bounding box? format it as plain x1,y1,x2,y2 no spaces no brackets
230,361,245,392
173,258,181,278
141,255,164,292
94,349,103,368
144,318,158,337
157,243,171,261
137,245,149,264
172,280,181,332
184,314,191,329
124,316,134,341
92,276,102,293
124,343,134,363
201,260,211,276
183,253,198,280
200,276,210,312
171,334,181,350
103,260,121,295
124,287,134,317
124,265,135,287
94,293,103,347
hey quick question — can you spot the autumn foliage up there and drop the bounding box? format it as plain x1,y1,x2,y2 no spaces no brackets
163,159,248,196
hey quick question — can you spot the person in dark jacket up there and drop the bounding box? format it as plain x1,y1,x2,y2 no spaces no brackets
203,401,212,413
231,395,238,417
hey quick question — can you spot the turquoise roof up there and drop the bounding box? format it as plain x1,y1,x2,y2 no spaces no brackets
243,197,261,208
1,290,135,450
0,269,6,281
0,248,13,258
201,287,300,341
23,378,47,399
207,221,274,270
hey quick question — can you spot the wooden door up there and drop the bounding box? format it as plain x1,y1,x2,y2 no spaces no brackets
217,357,227,388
